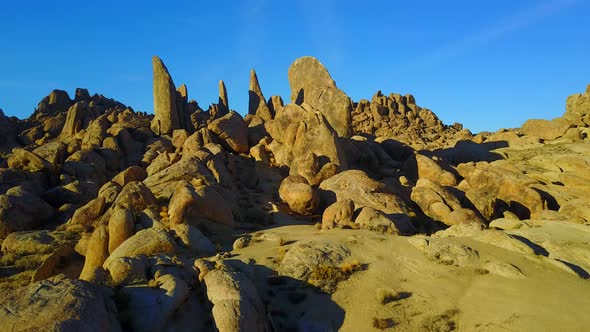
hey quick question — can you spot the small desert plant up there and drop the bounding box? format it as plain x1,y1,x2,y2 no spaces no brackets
340,259,363,274
308,259,365,293
376,288,399,304
159,205,170,221
278,237,286,246
421,309,460,332
276,246,288,260
372,317,394,330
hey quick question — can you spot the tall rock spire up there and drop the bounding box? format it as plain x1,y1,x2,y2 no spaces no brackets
150,56,180,135
218,80,229,116
248,69,273,121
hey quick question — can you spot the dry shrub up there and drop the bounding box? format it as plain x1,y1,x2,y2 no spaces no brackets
372,317,394,330
340,259,362,274
308,259,364,293
421,309,460,332
376,288,399,304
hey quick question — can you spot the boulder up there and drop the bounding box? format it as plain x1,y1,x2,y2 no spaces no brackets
7,148,54,173
521,118,572,140
112,166,148,187
278,240,350,281
114,181,157,213
37,89,72,115
0,276,121,332
288,56,352,137
171,223,216,257
182,128,217,155
409,238,480,267
322,199,355,229
208,111,248,154
410,178,464,226
319,169,408,215
355,206,415,234
81,114,110,148
79,225,110,282
104,228,176,269
143,155,216,199
98,181,123,205
118,273,190,332
202,263,269,332
104,255,148,286
32,141,68,166
267,103,347,175
278,175,319,215
1,230,71,255
0,188,54,240
31,245,76,282
60,101,94,139
268,95,284,116
457,162,545,219
172,129,189,148
168,181,234,229
411,154,457,186
108,208,135,254
69,196,106,229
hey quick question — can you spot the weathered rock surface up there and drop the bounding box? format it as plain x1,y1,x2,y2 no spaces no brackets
320,170,408,215
288,56,353,137
0,188,54,239
202,263,269,332
278,175,319,215
151,56,185,135
104,228,176,268
278,240,350,281
249,69,273,121
268,103,348,178
208,111,248,154
322,199,355,229
0,276,121,332
168,181,234,229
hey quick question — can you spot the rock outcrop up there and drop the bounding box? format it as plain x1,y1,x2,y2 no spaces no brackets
0,276,121,331
288,56,353,137
151,56,187,135
249,69,273,121
0,56,589,332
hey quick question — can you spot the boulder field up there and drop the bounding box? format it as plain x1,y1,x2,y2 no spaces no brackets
0,56,589,331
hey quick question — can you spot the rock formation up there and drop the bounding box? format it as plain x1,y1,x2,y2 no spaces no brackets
0,56,588,331
151,56,186,135
288,56,353,137
248,69,273,121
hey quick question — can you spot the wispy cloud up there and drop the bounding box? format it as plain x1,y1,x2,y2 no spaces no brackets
406,0,580,70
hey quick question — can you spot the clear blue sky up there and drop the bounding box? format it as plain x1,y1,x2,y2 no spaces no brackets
1,0,588,133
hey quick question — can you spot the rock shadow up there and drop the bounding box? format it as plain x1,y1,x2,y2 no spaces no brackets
425,140,507,165
555,259,590,279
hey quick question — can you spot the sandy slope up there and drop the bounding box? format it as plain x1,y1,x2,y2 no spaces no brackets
228,222,590,331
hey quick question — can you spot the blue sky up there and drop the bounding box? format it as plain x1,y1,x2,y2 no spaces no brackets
0,0,588,133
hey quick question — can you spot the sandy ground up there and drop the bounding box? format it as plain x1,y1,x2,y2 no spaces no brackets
226,220,590,332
